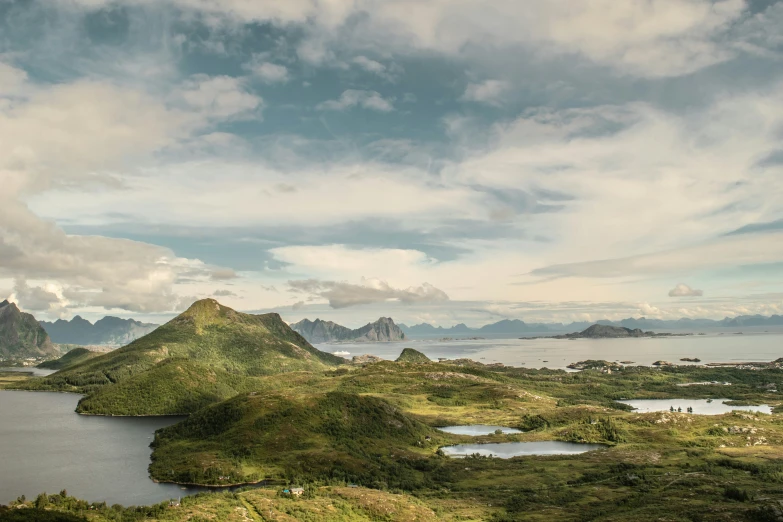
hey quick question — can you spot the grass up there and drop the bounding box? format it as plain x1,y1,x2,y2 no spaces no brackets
5,352,783,520
37,348,101,371
10,299,344,414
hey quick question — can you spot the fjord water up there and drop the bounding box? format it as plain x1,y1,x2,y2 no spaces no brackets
441,441,606,458
619,398,772,415
438,425,523,435
320,331,783,369
0,391,194,506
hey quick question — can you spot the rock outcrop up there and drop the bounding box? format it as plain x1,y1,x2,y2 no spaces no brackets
0,300,58,359
292,317,405,343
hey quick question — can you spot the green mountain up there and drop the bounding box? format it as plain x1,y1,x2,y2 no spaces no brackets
395,348,431,363
19,299,344,415
149,391,449,486
37,347,101,370
0,300,58,360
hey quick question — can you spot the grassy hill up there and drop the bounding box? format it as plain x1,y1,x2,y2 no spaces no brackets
16,299,343,414
149,391,452,486
37,347,101,371
395,348,431,363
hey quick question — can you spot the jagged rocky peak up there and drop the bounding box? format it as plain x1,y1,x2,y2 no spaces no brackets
291,316,405,343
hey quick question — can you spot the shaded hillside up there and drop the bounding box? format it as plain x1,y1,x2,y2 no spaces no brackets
395,348,431,363
40,315,158,346
563,324,653,338
18,299,343,415
0,300,57,359
150,391,449,486
551,324,681,339
292,317,405,343
37,347,101,371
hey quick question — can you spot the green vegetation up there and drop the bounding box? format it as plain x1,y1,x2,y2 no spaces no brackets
395,347,432,363
150,391,452,486
7,335,783,520
10,299,344,414
38,347,101,370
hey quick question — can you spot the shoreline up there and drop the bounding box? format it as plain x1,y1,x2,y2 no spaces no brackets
150,477,273,488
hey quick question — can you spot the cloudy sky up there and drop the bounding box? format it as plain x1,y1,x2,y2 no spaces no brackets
1,0,783,327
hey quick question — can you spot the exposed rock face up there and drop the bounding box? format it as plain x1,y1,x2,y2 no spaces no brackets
351,354,384,365
289,318,354,343
292,317,406,343
40,315,159,346
0,300,58,359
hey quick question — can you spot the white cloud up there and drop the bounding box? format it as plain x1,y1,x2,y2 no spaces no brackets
109,0,751,78
13,279,62,312
0,61,28,95
247,61,289,84
178,74,262,120
461,80,510,106
0,72,245,315
669,283,704,297
316,89,394,112
210,268,238,281
288,278,449,309
351,56,403,81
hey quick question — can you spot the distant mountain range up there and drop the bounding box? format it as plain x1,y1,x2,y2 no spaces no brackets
0,300,58,360
40,316,159,346
400,314,783,338
291,317,405,343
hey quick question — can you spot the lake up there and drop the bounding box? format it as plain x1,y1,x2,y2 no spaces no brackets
618,398,773,415
438,425,523,435
0,390,221,506
317,332,783,369
440,441,606,458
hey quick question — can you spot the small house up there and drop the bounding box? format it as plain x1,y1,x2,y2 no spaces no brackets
291,487,304,496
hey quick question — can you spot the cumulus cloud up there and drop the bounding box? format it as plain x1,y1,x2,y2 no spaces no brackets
213,289,237,297
178,74,262,120
246,61,289,84
288,278,449,309
352,56,403,82
668,283,704,298
13,279,61,312
316,90,394,112
461,80,510,106
0,61,27,95
0,68,247,315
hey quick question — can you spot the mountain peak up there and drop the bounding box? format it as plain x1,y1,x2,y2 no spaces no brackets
177,298,235,328
395,348,431,363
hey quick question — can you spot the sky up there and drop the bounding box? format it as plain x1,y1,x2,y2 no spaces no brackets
1,0,783,328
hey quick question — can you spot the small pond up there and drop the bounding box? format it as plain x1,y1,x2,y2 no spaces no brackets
438,425,523,435
618,398,772,415
440,441,606,458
